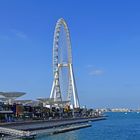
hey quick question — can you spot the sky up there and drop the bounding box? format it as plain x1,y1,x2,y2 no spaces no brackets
0,0,140,109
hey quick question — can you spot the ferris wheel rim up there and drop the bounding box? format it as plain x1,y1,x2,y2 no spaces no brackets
53,18,72,75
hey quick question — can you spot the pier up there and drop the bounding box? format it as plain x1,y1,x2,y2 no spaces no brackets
0,116,106,139
0,123,91,139
2,116,105,130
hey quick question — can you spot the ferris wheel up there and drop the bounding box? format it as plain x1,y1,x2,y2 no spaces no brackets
50,18,80,108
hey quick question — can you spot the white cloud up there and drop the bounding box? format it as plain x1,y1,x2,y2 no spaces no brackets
86,64,94,68
0,29,28,41
89,69,104,76
86,65,104,76
11,29,27,39
16,31,27,39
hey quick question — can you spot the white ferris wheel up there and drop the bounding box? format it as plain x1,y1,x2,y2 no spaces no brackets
50,18,80,108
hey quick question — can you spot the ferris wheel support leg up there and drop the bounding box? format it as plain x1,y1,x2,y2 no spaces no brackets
69,64,80,108
73,74,80,108
50,80,55,98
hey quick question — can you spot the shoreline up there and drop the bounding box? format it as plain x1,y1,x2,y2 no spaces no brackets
0,116,106,139
0,116,105,126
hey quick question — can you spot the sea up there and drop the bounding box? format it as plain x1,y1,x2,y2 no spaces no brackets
36,112,140,140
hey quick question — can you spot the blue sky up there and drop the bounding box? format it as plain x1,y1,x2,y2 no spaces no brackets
0,0,140,108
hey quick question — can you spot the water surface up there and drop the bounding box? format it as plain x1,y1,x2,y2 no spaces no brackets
36,112,140,140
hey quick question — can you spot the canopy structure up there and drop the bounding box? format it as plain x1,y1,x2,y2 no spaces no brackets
0,92,26,104
37,97,70,107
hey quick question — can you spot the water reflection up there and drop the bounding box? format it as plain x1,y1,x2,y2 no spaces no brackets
37,131,78,140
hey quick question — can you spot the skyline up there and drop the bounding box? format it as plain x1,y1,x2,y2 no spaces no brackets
0,0,140,108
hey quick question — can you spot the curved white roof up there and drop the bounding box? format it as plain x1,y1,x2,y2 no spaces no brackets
0,92,26,98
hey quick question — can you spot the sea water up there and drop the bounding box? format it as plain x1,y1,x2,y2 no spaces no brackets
36,112,140,140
